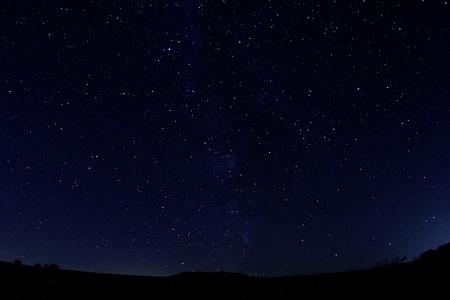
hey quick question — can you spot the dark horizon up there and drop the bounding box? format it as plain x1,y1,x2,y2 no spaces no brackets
4,239,450,279
1,0,449,277
2,244,450,299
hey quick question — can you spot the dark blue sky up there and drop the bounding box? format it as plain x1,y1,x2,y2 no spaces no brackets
1,0,449,277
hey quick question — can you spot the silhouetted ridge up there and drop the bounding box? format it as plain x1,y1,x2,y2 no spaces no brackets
416,241,450,269
1,242,450,299
170,271,252,279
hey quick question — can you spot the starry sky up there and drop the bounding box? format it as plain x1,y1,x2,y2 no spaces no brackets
1,0,449,277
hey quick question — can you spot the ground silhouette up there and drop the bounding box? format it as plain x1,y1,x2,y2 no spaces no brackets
1,242,450,299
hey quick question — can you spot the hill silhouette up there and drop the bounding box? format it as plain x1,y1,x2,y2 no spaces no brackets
1,242,450,299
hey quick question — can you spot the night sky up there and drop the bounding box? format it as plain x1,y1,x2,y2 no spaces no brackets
1,0,449,277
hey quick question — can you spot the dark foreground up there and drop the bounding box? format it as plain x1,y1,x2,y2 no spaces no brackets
1,261,449,300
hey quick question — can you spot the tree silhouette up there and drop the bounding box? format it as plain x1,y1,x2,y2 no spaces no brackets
14,259,22,266
373,256,408,268
416,242,450,269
